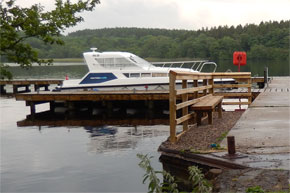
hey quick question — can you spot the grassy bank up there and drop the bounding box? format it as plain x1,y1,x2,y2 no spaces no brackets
51,58,83,62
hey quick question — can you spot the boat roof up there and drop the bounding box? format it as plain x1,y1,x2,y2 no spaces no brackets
83,51,137,58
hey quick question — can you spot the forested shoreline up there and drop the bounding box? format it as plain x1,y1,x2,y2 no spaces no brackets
29,20,289,61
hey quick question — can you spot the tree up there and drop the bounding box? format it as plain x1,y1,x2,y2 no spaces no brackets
0,0,100,79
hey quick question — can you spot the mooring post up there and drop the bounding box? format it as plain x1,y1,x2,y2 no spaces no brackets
227,136,236,155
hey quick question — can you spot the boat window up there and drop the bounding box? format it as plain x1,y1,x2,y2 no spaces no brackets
123,73,129,78
152,73,168,77
95,57,138,68
141,73,151,77
130,73,140,78
115,58,136,68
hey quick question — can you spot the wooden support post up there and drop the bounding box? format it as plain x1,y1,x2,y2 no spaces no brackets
50,101,55,113
25,85,30,92
147,101,154,119
44,85,49,91
218,102,222,118
208,78,214,95
169,73,177,143
67,101,75,110
197,112,202,126
208,111,213,124
29,102,36,117
106,101,113,117
194,80,198,99
0,85,6,94
182,80,188,131
13,85,18,94
148,101,154,110
34,85,39,92
203,79,207,96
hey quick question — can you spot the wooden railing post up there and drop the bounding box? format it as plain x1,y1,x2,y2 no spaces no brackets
203,79,207,96
182,80,188,132
169,72,177,143
209,75,214,95
193,80,198,98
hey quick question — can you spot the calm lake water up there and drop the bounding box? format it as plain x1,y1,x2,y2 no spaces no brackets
1,97,169,192
1,59,288,192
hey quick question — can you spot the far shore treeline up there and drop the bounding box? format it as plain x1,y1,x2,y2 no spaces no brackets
29,20,289,61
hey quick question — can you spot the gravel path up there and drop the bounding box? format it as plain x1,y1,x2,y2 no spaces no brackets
160,111,244,151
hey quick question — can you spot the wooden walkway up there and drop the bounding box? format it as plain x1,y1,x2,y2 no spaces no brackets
218,76,290,169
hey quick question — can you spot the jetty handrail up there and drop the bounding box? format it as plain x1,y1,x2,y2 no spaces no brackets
212,72,252,105
169,70,214,143
169,71,252,143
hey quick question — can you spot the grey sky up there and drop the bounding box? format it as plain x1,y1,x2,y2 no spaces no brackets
16,0,290,33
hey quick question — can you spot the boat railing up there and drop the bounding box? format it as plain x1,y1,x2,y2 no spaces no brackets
151,60,217,72
196,62,217,72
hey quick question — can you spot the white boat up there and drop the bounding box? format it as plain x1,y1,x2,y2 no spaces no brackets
56,48,226,91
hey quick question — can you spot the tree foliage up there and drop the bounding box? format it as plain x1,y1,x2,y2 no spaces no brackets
0,0,100,79
22,20,289,62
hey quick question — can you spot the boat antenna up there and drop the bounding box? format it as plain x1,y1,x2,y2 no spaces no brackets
90,48,98,52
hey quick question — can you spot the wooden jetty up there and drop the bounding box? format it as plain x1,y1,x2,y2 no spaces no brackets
160,75,290,170
14,72,255,117
0,79,63,94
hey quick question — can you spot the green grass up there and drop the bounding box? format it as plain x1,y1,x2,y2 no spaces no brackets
45,58,83,62
216,131,229,142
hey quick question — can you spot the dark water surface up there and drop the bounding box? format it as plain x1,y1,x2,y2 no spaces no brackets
1,98,169,192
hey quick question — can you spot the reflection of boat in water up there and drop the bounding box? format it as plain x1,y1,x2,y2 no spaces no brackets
84,126,117,137
56,48,220,91
16,111,171,154
86,125,170,154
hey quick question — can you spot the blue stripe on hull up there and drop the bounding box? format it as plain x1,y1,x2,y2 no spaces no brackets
80,73,117,84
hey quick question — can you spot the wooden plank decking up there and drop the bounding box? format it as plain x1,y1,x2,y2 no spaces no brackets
15,90,171,101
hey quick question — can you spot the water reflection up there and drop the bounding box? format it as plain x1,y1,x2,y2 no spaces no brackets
17,110,170,154
1,98,168,192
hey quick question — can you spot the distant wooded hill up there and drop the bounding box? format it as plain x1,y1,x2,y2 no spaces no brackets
29,20,289,61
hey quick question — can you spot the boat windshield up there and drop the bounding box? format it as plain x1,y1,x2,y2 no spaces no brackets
128,55,152,69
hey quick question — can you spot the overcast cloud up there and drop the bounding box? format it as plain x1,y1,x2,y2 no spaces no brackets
15,0,290,33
